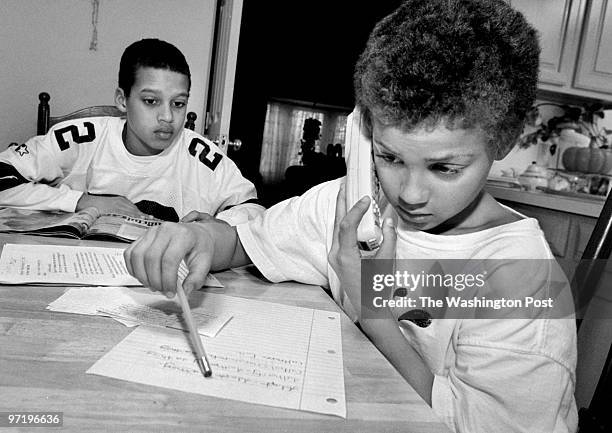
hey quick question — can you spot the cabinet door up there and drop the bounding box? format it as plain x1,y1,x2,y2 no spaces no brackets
512,0,586,89
574,0,612,95
499,201,571,257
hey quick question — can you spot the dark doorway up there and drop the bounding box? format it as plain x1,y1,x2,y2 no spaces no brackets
228,0,403,206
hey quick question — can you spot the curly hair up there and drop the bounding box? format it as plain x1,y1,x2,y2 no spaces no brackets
119,38,191,97
354,0,540,157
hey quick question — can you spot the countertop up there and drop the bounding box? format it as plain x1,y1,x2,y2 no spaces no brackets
486,184,605,218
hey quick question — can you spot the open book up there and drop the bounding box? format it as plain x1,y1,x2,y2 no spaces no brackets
0,207,161,242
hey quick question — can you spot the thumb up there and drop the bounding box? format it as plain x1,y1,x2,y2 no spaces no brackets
180,210,200,223
376,217,397,259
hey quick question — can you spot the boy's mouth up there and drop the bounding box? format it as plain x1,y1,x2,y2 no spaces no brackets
398,208,432,223
154,128,174,139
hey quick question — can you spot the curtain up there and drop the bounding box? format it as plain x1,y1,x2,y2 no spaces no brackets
259,101,349,183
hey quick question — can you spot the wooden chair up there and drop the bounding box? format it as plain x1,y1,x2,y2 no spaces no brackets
37,92,197,135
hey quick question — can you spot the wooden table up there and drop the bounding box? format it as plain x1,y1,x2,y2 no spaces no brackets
0,234,449,432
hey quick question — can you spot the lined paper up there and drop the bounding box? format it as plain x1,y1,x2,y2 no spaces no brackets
87,293,345,417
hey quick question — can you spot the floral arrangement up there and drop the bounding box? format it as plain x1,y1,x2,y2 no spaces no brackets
517,102,612,151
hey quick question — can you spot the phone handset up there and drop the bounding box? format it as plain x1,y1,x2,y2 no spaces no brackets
344,107,383,252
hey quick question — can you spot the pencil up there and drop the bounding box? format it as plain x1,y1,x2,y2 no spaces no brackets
175,281,213,377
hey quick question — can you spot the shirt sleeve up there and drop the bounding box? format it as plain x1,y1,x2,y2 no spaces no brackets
0,121,90,211
236,178,340,287
200,141,264,224
215,201,265,225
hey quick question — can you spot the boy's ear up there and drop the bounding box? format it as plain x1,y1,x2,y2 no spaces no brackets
114,88,128,113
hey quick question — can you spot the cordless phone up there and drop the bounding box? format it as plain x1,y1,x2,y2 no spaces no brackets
344,107,383,251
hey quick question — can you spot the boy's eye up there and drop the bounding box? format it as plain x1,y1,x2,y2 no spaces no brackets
143,98,158,105
430,163,462,175
173,101,187,109
375,153,402,164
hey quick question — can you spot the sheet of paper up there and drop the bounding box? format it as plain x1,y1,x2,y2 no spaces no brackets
178,260,223,288
0,243,223,288
47,286,138,316
97,303,231,337
87,293,345,417
0,243,140,286
47,286,232,337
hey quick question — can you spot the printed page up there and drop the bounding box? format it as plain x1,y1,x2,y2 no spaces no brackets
0,243,140,286
48,286,232,336
87,293,345,417
0,207,98,237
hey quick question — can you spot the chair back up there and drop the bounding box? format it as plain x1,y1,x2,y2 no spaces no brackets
575,190,612,432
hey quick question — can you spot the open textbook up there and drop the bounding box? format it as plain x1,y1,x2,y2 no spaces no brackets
0,207,161,242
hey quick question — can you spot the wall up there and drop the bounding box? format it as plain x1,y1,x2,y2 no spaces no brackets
0,0,215,148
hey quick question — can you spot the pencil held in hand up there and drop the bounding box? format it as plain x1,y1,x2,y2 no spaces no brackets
176,262,212,377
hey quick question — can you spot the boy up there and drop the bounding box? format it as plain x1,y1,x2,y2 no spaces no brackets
0,38,263,225
124,2,577,432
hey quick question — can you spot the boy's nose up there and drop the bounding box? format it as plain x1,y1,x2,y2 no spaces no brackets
398,174,429,206
158,105,174,123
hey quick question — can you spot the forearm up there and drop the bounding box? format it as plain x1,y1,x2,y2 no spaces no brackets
0,183,83,212
360,314,434,405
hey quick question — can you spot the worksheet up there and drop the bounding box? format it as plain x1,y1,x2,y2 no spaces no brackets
0,243,139,285
0,244,222,287
87,293,346,418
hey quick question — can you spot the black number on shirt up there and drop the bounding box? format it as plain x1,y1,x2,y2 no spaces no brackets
188,138,223,171
54,122,96,151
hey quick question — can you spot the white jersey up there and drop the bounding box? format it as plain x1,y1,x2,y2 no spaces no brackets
0,116,263,223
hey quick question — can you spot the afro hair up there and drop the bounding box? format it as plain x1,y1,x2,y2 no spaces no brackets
354,0,540,157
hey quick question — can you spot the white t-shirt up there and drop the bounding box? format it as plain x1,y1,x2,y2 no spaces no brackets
0,116,263,224
237,178,577,433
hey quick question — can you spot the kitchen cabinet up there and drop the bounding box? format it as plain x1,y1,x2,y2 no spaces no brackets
486,185,605,277
499,200,592,278
511,0,612,100
574,0,612,95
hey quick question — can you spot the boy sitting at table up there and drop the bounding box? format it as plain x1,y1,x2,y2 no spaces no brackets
124,1,577,432
0,38,264,225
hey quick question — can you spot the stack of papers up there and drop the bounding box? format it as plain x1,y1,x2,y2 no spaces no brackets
48,286,232,337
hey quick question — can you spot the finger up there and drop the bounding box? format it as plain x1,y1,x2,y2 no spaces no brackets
124,228,156,290
159,231,194,295
376,217,397,260
142,225,174,292
182,251,213,296
180,210,201,223
337,195,371,250
327,181,346,266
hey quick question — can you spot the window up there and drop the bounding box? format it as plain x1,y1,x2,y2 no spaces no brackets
259,100,349,183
